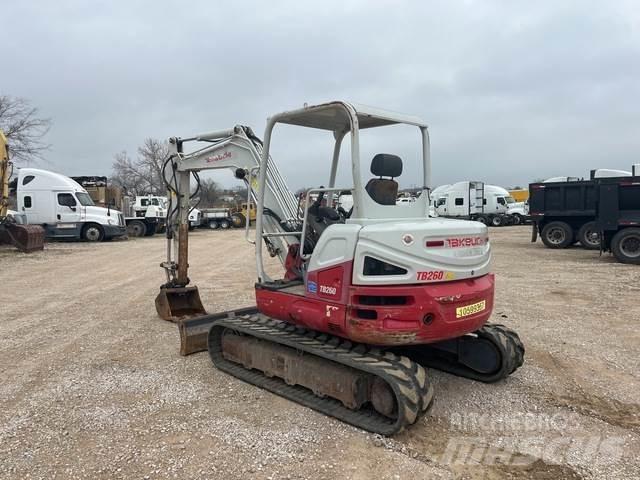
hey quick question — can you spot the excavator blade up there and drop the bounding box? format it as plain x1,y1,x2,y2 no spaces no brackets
178,306,258,355
155,286,206,322
0,224,45,253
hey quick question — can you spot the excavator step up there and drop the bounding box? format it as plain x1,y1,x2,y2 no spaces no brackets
178,306,259,355
207,314,434,435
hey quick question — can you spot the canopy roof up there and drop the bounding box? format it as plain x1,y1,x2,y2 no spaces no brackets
271,101,427,131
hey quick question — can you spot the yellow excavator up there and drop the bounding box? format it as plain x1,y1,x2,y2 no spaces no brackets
0,130,45,252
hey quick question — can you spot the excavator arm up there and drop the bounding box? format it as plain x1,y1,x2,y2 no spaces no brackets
155,125,300,320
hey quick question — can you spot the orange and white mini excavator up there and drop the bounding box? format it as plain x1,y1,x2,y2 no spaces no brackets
155,101,524,435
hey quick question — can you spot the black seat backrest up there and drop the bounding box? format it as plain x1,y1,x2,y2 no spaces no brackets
365,154,403,205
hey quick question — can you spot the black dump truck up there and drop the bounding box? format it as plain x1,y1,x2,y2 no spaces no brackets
529,177,602,250
596,173,640,264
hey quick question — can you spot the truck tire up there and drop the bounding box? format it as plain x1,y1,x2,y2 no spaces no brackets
475,215,488,225
82,223,104,242
127,220,147,237
231,212,246,228
208,220,219,230
577,221,600,250
541,221,573,249
219,219,231,229
491,216,503,227
512,214,522,225
611,228,640,264
144,223,157,236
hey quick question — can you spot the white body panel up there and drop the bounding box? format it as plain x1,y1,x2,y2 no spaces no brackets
352,218,490,285
307,224,361,272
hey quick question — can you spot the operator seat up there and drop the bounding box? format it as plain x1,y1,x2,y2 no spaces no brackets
365,154,403,205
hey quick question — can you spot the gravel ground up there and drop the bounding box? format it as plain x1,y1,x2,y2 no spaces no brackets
0,226,638,479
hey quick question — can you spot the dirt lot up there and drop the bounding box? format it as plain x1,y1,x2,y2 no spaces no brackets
1,227,638,480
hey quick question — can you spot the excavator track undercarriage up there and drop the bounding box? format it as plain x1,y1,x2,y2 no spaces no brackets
201,313,524,434
208,314,435,435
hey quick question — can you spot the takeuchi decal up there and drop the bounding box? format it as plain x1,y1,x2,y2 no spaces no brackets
205,151,232,163
446,237,487,248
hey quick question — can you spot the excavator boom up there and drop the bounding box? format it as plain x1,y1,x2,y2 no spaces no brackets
155,126,299,321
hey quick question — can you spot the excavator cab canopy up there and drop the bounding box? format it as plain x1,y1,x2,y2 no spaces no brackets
273,102,427,131
254,101,432,280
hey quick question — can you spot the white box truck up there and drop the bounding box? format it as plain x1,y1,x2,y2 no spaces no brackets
12,168,126,241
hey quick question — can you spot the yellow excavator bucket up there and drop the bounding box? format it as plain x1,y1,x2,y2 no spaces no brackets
0,224,45,253
155,286,206,322
0,130,45,253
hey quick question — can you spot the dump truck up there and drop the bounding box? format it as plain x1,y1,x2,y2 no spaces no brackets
530,168,632,250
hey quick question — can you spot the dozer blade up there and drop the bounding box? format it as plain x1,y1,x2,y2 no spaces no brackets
178,306,258,355
0,224,45,253
155,286,207,322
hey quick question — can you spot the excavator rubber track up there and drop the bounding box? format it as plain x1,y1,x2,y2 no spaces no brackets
398,324,525,383
208,314,435,435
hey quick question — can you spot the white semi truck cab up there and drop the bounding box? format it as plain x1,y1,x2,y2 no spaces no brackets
433,181,518,227
13,168,126,241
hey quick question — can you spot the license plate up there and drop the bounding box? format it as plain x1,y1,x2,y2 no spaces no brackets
456,300,486,319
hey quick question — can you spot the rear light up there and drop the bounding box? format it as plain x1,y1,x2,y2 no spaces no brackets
426,240,445,247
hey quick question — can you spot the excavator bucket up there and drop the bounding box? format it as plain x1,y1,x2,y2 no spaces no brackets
155,286,206,322
0,224,45,253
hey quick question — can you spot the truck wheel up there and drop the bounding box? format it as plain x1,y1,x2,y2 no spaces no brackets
219,219,231,229
475,215,488,225
577,221,600,250
231,212,246,228
541,221,573,248
144,223,157,236
512,214,522,225
127,220,147,237
611,228,640,264
82,223,104,242
208,220,219,230
491,216,503,227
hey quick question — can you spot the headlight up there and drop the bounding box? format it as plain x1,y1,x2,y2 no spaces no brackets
108,219,115,225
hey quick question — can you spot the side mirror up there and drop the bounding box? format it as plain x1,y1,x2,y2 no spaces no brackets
68,205,77,212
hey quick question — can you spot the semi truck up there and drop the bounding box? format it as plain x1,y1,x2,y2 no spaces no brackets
432,181,516,226
10,168,126,241
71,177,166,238
529,168,632,250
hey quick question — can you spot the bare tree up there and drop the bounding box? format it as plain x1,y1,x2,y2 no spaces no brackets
196,178,220,207
111,151,147,195
137,138,168,194
0,95,51,164
111,138,168,195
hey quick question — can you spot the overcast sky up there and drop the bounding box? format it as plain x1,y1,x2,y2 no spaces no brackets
3,0,639,190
